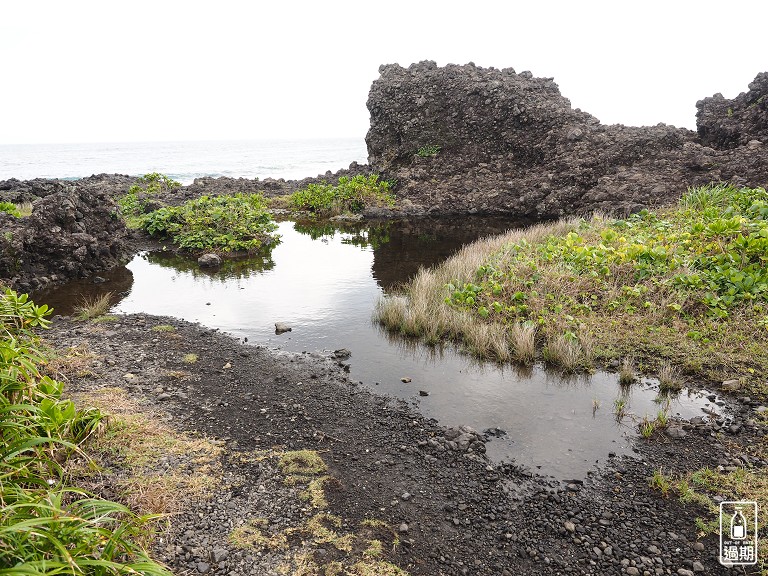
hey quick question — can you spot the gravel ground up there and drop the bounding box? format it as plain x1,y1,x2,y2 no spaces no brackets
48,314,765,575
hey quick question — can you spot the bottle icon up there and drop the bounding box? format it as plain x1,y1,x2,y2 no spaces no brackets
731,507,747,540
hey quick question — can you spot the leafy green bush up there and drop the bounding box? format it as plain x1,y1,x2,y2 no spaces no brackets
288,175,394,216
118,173,181,227
417,144,441,158
0,201,21,217
0,289,169,575
142,193,279,253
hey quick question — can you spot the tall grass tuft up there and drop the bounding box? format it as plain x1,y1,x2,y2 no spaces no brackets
542,334,582,373
74,291,114,321
509,322,537,364
658,361,682,392
619,357,637,386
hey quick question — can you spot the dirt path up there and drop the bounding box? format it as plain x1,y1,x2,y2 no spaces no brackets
48,314,763,575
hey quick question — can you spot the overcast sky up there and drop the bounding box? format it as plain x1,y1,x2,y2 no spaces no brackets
2,1,766,144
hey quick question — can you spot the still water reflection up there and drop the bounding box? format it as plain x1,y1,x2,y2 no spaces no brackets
36,218,721,480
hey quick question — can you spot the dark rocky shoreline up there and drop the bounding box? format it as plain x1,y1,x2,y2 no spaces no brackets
49,312,765,575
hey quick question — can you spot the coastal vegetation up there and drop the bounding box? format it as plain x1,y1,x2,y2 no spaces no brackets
376,185,768,394
284,174,394,216
117,173,280,254
143,193,279,252
0,289,169,574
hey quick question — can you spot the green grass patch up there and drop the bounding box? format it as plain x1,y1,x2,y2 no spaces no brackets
378,185,768,391
151,324,176,333
142,193,279,253
286,174,394,216
416,144,440,157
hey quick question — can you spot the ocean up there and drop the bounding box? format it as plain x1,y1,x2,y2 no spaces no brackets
0,138,369,184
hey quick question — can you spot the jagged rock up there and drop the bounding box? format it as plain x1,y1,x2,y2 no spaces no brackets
697,72,768,149
0,184,131,291
366,61,768,217
0,173,135,204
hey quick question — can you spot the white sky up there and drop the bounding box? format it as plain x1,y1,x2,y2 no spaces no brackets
1,1,766,144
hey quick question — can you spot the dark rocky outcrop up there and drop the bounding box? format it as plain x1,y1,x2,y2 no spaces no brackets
0,173,135,204
0,185,131,292
697,72,768,149
366,61,768,217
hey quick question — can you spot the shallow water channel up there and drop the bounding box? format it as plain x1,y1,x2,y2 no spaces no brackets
38,218,722,480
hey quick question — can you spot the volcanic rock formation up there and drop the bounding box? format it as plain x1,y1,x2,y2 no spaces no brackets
366,61,768,217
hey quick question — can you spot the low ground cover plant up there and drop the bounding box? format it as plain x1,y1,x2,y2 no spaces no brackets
0,289,168,574
377,185,768,390
142,192,279,253
0,201,22,217
287,174,394,216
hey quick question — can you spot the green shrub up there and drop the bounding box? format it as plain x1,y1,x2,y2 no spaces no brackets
0,201,21,217
142,193,279,253
0,289,169,574
118,172,181,227
288,175,394,216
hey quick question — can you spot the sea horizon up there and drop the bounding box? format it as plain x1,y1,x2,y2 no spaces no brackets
0,137,369,184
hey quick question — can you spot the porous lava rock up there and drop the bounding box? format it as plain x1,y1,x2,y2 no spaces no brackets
366,61,768,217
0,184,131,292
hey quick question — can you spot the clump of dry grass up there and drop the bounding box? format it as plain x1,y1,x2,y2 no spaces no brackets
230,518,289,551
74,291,113,320
658,361,682,392
542,334,582,373
70,387,223,516
279,449,327,476
509,322,537,363
43,343,99,380
619,357,637,385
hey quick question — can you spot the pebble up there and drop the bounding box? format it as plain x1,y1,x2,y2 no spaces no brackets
399,523,409,533
721,379,740,391
196,562,210,574
692,561,704,572
677,569,694,576
564,521,576,533
401,377,412,383
157,393,171,401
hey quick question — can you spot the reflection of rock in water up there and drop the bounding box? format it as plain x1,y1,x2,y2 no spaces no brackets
144,251,276,280
371,216,531,290
31,265,134,316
